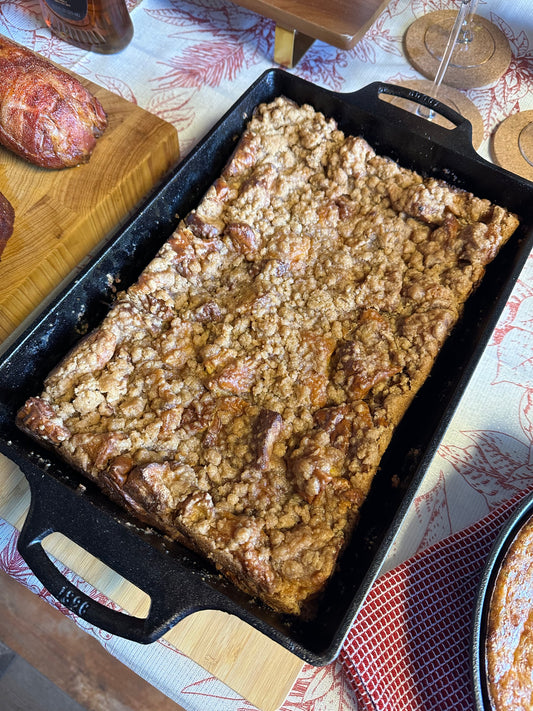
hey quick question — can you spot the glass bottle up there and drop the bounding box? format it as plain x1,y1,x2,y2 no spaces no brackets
38,0,133,54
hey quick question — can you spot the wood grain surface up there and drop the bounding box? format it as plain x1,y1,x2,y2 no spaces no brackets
0,569,185,711
0,70,180,343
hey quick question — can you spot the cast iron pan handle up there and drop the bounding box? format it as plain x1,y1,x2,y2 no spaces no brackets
17,467,209,643
348,81,477,156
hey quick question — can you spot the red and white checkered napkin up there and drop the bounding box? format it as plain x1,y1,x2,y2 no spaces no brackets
340,490,533,711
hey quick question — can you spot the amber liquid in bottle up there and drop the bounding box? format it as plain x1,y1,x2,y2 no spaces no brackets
39,0,133,54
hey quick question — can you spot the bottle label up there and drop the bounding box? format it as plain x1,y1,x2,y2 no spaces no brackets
44,0,88,22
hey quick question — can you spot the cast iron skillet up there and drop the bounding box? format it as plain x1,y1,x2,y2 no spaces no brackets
471,491,533,710
1,70,533,665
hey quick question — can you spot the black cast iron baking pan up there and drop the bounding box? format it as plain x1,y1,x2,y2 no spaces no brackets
1,70,533,666
471,491,533,710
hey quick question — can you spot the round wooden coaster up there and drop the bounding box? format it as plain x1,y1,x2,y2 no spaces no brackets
383,80,484,150
492,111,533,182
404,10,511,89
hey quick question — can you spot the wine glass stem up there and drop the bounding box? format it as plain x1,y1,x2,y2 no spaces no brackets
459,0,479,43
417,0,473,119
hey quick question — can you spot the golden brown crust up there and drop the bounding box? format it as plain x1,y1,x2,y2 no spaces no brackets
0,36,107,168
486,515,533,710
16,97,519,615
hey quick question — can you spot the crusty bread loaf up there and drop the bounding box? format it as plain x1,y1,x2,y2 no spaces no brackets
0,36,107,168
17,97,519,615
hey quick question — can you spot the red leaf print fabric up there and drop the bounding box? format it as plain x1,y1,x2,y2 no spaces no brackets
1,1,533,710
341,489,533,711
0,524,38,591
157,41,245,89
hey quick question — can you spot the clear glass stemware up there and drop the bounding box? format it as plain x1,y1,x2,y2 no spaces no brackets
424,0,495,70
417,0,473,120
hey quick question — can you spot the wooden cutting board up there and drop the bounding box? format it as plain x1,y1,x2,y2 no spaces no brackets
0,70,180,343
0,63,303,711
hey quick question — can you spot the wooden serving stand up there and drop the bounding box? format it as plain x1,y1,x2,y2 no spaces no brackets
231,0,389,66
